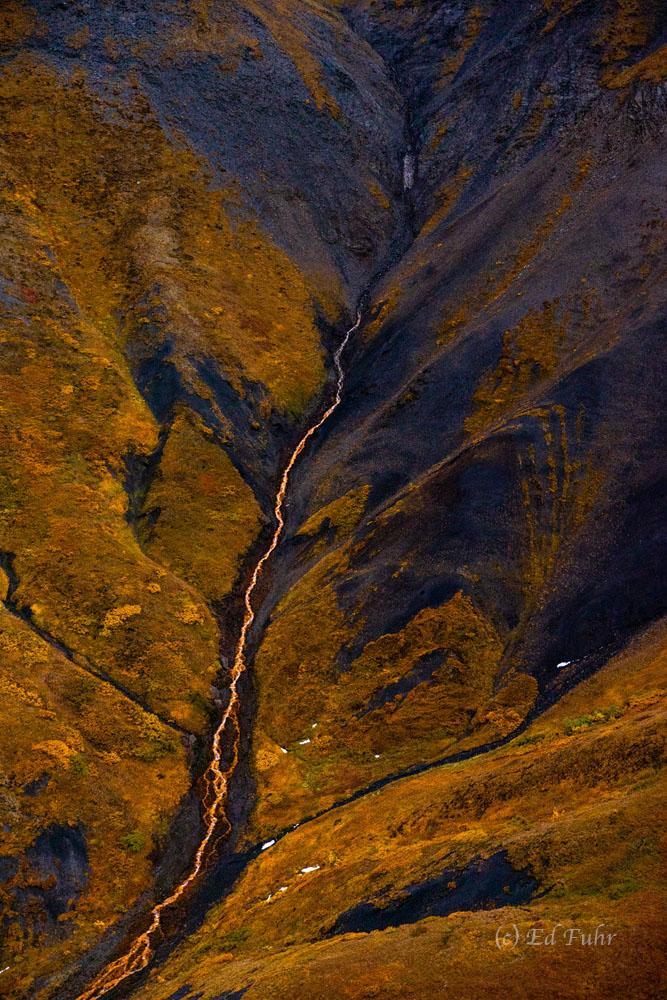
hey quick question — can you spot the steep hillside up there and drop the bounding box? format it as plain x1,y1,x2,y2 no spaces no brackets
247,0,667,834
0,1,665,999
0,0,402,992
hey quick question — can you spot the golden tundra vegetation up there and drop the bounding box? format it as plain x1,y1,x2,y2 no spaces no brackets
134,617,667,1000
0,0,367,991
1,0,666,998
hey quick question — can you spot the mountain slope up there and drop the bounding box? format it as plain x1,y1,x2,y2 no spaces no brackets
247,0,667,835
0,1,665,998
0,1,402,992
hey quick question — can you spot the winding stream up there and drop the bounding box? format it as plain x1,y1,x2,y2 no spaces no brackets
75,311,362,1000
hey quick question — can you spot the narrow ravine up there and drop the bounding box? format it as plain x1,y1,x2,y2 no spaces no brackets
73,311,362,1000
0,553,189,739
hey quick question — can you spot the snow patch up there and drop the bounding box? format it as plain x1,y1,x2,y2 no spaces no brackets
403,153,416,191
261,839,276,851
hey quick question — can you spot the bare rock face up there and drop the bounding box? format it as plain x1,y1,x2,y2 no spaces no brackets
0,2,666,998
1,824,90,938
246,0,667,828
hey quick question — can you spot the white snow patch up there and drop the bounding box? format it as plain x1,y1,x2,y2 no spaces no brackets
403,153,416,191
280,746,288,753
279,886,289,892
300,865,320,874
312,722,318,728
298,739,311,745
265,894,272,902
374,754,381,759
261,839,276,851
556,660,572,669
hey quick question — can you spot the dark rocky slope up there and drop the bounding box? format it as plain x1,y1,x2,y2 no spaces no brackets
247,0,667,832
